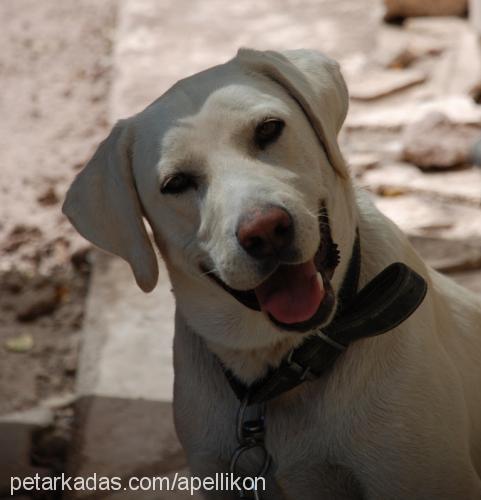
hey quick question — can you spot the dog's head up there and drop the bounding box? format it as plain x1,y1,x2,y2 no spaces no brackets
63,49,356,348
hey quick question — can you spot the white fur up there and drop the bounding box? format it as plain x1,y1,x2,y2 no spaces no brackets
63,49,481,499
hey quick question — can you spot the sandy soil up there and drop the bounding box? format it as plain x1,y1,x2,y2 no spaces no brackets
0,0,116,414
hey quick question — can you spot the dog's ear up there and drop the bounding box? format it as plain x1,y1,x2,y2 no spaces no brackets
237,48,349,178
62,119,159,292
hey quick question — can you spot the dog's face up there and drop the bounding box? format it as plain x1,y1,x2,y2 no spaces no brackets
63,49,355,349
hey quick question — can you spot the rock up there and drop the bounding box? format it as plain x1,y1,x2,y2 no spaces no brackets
346,152,380,177
364,162,481,205
384,0,468,21
70,244,92,273
385,47,418,69
4,333,34,353
349,68,427,101
372,191,481,240
373,26,413,68
2,225,42,253
347,95,481,131
472,83,481,104
41,393,77,410
409,235,481,272
16,284,61,322
472,137,481,166
430,28,481,97
0,406,54,427
405,16,468,38
0,270,26,294
0,408,53,494
63,352,78,376
402,112,481,169
36,186,59,206
372,192,481,274
470,0,481,35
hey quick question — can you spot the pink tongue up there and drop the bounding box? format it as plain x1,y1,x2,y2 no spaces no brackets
254,260,324,325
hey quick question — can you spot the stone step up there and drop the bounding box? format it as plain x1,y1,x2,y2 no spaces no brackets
65,252,183,499
0,407,52,497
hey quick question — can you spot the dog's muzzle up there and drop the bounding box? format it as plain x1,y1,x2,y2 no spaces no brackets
200,204,340,332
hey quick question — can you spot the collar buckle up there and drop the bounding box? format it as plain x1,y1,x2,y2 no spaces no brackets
285,350,316,382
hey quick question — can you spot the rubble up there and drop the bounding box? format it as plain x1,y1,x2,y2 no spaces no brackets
16,283,62,322
36,186,59,207
363,162,481,205
402,112,481,169
349,68,427,101
431,29,481,97
472,0,481,33
346,152,381,178
409,235,481,272
377,35,445,69
371,192,481,241
384,0,468,21
347,95,481,131
4,333,34,353
0,407,53,495
472,137,481,165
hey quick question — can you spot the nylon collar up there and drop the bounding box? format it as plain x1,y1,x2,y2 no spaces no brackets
223,231,427,405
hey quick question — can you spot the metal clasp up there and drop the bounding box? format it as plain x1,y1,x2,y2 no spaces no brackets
286,350,315,382
230,394,271,499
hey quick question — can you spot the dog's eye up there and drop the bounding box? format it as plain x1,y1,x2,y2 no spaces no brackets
160,173,197,195
254,118,285,149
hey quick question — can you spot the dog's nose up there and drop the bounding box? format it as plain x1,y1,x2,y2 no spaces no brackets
236,206,294,259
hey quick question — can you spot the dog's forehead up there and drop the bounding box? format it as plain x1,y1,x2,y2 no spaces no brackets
164,85,288,148
136,60,246,135
132,59,287,160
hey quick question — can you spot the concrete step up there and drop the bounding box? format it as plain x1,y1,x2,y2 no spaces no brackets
0,407,52,497
65,252,185,498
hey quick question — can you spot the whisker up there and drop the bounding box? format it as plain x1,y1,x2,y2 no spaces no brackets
305,207,331,221
201,267,218,277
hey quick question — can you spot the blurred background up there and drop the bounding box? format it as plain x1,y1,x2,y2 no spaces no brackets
0,0,480,498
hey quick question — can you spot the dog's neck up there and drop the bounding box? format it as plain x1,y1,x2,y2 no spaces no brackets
170,186,428,389
205,335,305,384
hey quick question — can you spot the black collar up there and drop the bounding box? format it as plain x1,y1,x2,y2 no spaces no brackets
223,231,427,405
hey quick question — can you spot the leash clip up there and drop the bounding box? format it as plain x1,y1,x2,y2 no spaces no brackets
230,394,271,499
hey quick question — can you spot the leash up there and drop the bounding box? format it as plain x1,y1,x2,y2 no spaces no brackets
224,231,428,497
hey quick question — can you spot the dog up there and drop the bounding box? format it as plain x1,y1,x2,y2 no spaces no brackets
63,49,481,499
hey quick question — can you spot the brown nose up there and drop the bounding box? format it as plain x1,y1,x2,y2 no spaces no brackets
236,205,294,259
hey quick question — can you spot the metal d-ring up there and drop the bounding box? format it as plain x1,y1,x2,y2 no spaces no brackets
230,441,271,477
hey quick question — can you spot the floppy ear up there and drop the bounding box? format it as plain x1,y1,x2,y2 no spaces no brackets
62,119,159,292
236,48,349,178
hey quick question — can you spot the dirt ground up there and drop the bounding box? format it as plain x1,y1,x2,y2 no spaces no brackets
0,0,116,415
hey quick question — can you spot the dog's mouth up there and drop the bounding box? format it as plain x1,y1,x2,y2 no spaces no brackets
200,206,340,333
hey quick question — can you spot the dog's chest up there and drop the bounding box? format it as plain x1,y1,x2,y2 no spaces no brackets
173,334,360,498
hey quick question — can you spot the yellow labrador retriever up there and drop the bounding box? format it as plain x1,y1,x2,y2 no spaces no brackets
63,49,481,499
